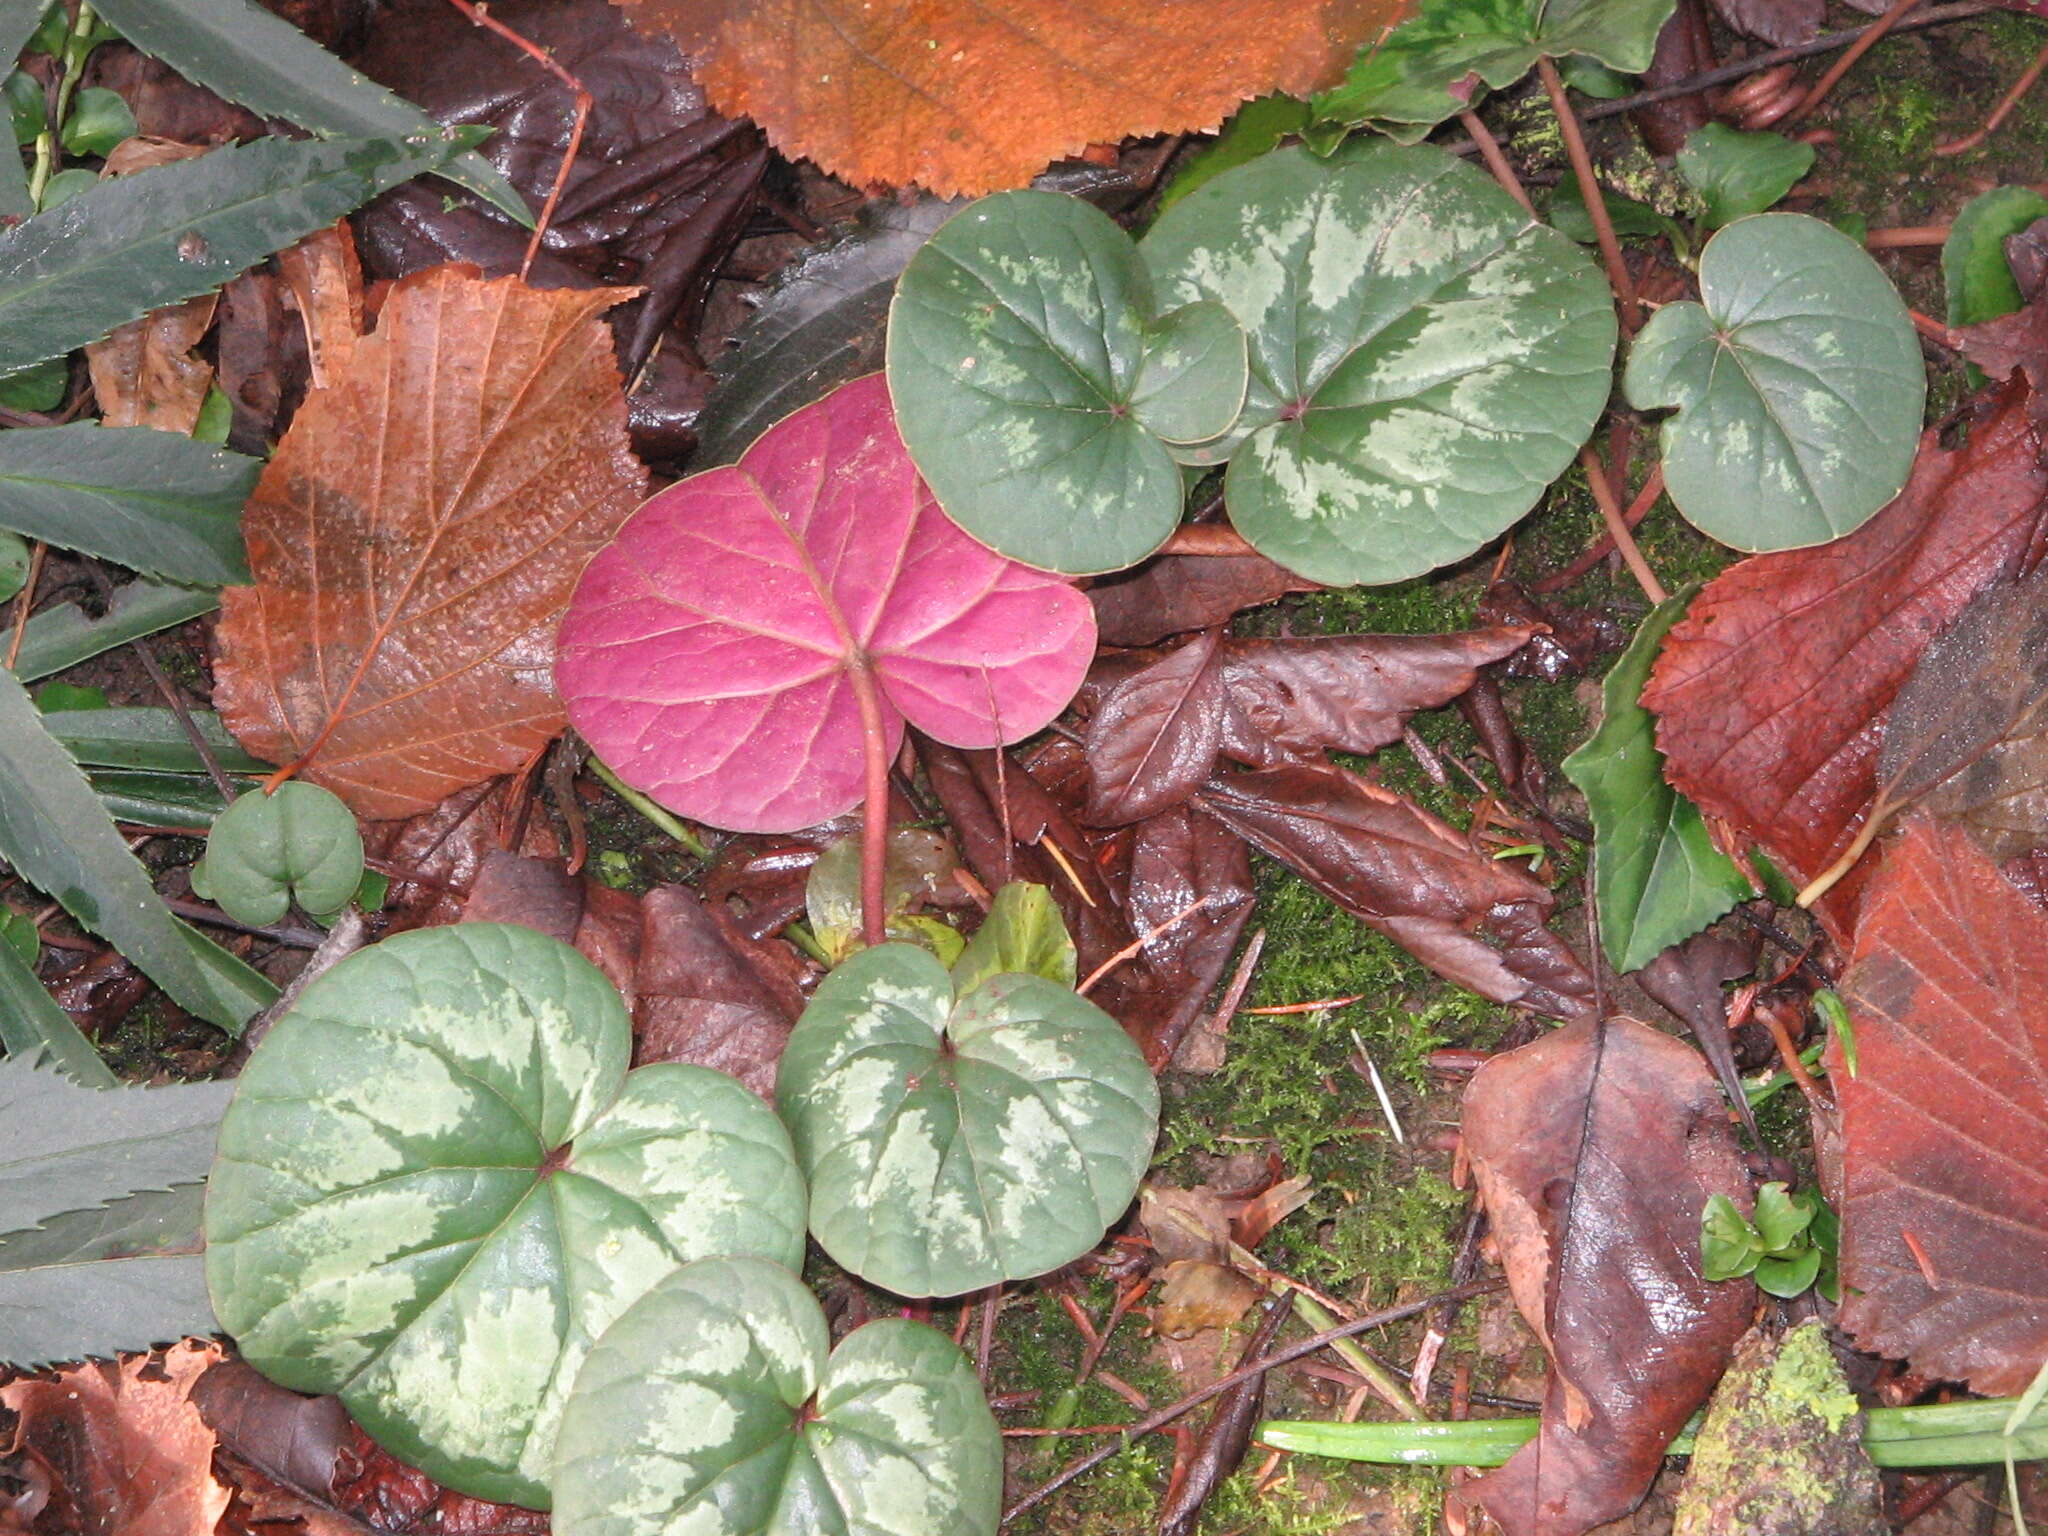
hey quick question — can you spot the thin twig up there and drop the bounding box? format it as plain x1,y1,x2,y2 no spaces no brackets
1532,465,1663,594
4,539,46,671
1938,41,2048,154
1077,895,1220,995
1789,0,1925,122
1537,57,1641,332
1579,447,1667,603
1002,1278,1502,1524
1868,226,1952,249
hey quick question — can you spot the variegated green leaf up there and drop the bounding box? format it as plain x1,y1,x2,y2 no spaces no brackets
552,1257,1000,1536
204,923,807,1510
777,942,1158,1298
1624,213,1924,551
887,190,1247,574
1143,141,1615,586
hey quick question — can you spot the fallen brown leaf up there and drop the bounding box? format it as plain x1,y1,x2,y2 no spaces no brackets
1830,816,2048,1394
617,0,1408,196
633,883,799,1099
1457,1017,1754,1536
214,266,647,819
1089,552,1319,648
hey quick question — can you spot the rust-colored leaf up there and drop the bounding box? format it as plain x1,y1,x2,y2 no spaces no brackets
1830,816,2048,1394
213,266,647,820
1643,383,2048,938
0,1340,229,1536
1457,1017,1754,1536
616,0,1409,196
1089,552,1319,648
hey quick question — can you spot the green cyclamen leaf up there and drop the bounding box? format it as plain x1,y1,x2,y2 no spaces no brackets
88,0,526,222
1699,1193,1763,1282
1623,212,1925,550
553,1257,1002,1536
1144,140,1615,586
204,923,808,1509
191,782,365,925
1563,589,1753,973
0,664,275,1029
887,189,1248,574
1943,186,2048,329
1131,301,1249,445
777,942,1159,1298
0,422,258,584
1675,125,1815,229
951,881,1076,995
0,129,481,378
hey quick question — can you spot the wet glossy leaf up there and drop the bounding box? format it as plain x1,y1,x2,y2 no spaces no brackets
617,0,1406,197
553,1256,999,1536
777,941,1159,1297
190,782,366,926
1563,590,1752,973
1943,187,2048,328
557,374,1096,833
1088,550,1319,647
1675,125,1814,228
204,923,808,1507
214,267,646,820
888,191,1245,574
1145,141,1614,585
1625,214,1924,550
952,881,1075,994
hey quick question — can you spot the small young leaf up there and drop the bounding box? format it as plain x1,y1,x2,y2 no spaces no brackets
1158,93,1309,212
1754,1245,1823,1298
1547,177,1682,246
1943,186,2048,328
804,825,955,964
1752,1181,1814,1252
552,1257,1002,1536
1131,300,1249,448
57,85,135,158
1675,124,1814,228
191,782,364,925
952,881,1076,994
4,69,42,146
1624,213,1924,550
778,942,1159,1298
1700,1193,1764,1282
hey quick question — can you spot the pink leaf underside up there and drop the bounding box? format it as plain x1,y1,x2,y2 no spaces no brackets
557,374,1096,832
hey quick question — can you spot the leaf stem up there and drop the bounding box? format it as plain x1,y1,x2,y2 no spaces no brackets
1537,56,1641,333
1458,110,1535,219
1795,808,1888,908
1579,447,1666,603
1788,0,1925,123
28,1,96,208
587,755,711,859
847,660,892,950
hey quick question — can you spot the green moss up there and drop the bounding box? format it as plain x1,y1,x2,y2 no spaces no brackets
1835,44,1943,173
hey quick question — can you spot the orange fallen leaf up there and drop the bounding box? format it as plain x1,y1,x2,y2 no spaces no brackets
0,1340,229,1536
214,265,647,819
619,0,1410,196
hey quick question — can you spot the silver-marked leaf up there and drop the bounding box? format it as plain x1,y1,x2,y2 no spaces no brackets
190,782,365,926
1132,301,1249,447
1562,589,1753,973
204,924,807,1509
1624,213,1924,551
777,942,1158,1298
552,1257,1001,1536
952,882,1076,996
887,189,1245,574
1144,141,1615,586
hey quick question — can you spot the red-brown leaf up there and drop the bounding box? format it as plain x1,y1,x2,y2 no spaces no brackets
1457,1018,1753,1536
1089,552,1319,648
214,266,647,819
1831,816,2048,1394
1642,384,2048,937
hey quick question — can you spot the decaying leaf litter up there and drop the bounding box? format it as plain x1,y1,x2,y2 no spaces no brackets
5,0,2048,1532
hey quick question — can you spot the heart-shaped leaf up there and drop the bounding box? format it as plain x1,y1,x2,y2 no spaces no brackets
552,1256,1000,1536
204,923,807,1509
777,942,1159,1298
1144,141,1615,585
556,373,1097,833
1624,213,1924,551
191,782,365,926
886,191,1247,574
1676,126,1815,229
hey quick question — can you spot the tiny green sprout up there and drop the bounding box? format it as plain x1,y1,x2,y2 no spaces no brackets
191,781,364,927
1815,988,1858,1077
1702,1181,1839,1300
1492,842,1546,872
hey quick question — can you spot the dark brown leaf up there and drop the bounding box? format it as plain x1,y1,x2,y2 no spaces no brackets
1457,1017,1754,1536
1195,763,1595,1020
1478,579,1625,683
1085,628,1227,826
1830,816,2048,1394
1088,553,1319,648
1121,804,1256,1067
460,849,641,999
363,778,560,931
1633,928,1762,1146
1704,0,1821,47
1643,383,2048,939
632,883,798,1099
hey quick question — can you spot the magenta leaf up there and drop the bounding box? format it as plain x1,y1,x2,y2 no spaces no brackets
556,375,1097,833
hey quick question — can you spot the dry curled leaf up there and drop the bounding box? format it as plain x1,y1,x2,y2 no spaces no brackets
1830,816,2048,1395
617,0,1410,196
214,266,647,819
1458,1017,1754,1536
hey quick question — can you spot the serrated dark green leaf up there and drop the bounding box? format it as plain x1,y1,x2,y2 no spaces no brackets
1624,213,1924,550
778,942,1158,1298
0,7,35,220
694,197,959,468
1676,125,1814,229
89,0,524,222
10,576,218,683
0,937,113,1086
42,706,270,773
87,768,243,830
0,422,257,583
0,1183,205,1270
0,665,274,1027
205,923,808,1508
951,881,1075,995
192,782,364,925
0,1054,229,1224
1563,590,1752,973
0,129,481,378
0,527,26,601
1943,186,2048,329
552,1257,1001,1536
0,1251,216,1368
1144,141,1614,586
